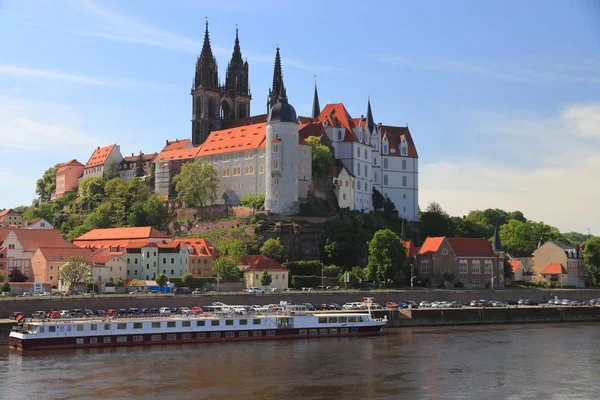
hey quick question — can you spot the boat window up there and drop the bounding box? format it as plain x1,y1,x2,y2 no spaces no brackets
49,326,56,332
328,317,337,323
76,325,84,331
309,329,317,335
104,337,111,343
90,324,97,331
90,337,98,344
253,331,262,337
37,326,44,333
196,321,205,327
319,328,328,334
239,319,247,325
267,330,276,337
117,336,127,343
341,328,349,334
357,317,364,323
182,333,191,339
329,328,338,334
133,336,143,342
225,332,235,338
211,320,219,326
76,338,84,344
167,321,176,328
351,328,358,333
182,321,191,327
339,317,347,323
196,333,206,339
299,329,308,336
151,335,161,341
318,317,327,324
66,325,71,332
133,323,142,329
239,331,248,338
348,317,357,323
226,320,234,326
253,319,261,325
152,322,161,328
211,332,221,338
167,334,176,340
117,323,127,330
104,324,111,330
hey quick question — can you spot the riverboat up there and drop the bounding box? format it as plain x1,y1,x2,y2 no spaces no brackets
9,303,387,351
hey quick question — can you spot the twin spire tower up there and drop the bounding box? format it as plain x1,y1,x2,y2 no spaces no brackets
191,21,322,146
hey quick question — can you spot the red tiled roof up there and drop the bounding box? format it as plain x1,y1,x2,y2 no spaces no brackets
122,153,158,163
540,263,567,275
86,144,117,167
418,237,445,256
57,159,84,172
239,255,266,266
404,240,418,258
37,247,93,260
90,248,123,265
0,229,75,252
172,238,215,257
74,227,169,244
0,209,19,218
299,122,326,144
508,260,522,273
245,257,287,272
380,125,419,158
318,103,357,142
162,139,192,152
199,123,267,156
155,146,202,162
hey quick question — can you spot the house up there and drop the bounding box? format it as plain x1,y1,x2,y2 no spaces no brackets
55,159,85,199
333,160,354,209
82,144,123,180
154,146,203,198
508,250,535,274
118,152,158,182
31,247,94,288
88,248,128,289
0,209,22,226
0,246,7,280
161,139,193,152
243,257,289,290
0,228,76,281
416,236,504,289
507,260,534,282
120,241,190,281
533,241,585,287
171,238,216,278
72,226,171,249
24,219,53,230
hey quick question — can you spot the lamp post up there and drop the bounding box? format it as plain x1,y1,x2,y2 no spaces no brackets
411,276,417,290
321,263,324,290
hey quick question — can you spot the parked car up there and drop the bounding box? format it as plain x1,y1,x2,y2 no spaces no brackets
251,305,269,313
117,309,128,316
173,288,190,295
269,288,280,293
191,306,203,314
59,310,71,318
301,287,314,291
248,287,265,294
505,299,518,305
386,302,399,309
342,302,363,310
21,292,31,297
106,309,117,316
71,309,83,317
302,303,316,311
331,286,341,290
9,312,24,320
127,308,139,314
396,302,409,309
31,311,46,318
192,289,206,295
448,301,463,308
149,308,160,315
402,300,419,309
96,309,106,316
159,307,171,316
48,310,61,319
328,303,342,310
419,301,431,308
315,304,330,311
518,299,537,306
83,309,95,317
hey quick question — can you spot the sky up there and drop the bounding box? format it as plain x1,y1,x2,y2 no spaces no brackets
1,0,599,234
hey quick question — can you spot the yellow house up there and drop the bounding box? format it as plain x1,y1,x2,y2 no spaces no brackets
243,257,289,290
31,247,94,288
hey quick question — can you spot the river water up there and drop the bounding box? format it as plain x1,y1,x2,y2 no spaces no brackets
1,323,600,400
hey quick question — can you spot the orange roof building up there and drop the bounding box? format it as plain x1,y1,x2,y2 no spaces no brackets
82,144,123,180
73,227,170,249
243,257,289,290
118,152,158,181
55,159,85,199
0,208,23,226
162,139,192,152
171,238,216,278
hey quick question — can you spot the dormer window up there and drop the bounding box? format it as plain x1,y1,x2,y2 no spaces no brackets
383,144,388,154
401,146,407,156
337,130,342,140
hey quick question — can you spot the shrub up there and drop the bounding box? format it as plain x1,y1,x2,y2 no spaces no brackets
291,275,321,289
323,265,341,278
454,281,464,288
283,261,322,276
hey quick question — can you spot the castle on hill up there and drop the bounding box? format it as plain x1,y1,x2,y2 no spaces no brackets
155,21,420,220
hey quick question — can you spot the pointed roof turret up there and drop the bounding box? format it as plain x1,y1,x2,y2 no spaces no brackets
268,47,284,111
230,24,243,66
200,19,214,60
366,97,375,134
492,223,503,253
537,236,545,249
311,78,321,119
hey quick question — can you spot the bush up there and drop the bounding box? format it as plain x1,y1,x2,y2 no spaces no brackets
291,275,321,289
170,277,216,288
520,281,547,288
454,281,464,288
323,265,341,278
284,261,322,276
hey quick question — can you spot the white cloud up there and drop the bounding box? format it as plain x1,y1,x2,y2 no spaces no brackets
420,103,600,234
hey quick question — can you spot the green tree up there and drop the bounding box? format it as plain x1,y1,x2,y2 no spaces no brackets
155,273,168,288
442,270,455,283
79,177,106,209
181,273,195,289
260,271,272,289
305,136,334,180
260,238,285,262
419,202,455,240
372,188,385,211
382,194,398,217
366,229,406,284
83,204,113,230
215,238,247,264
241,193,266,210
127,196,167,228
508,210,527,222
213,257,242,281
173,159,218,207
59,257,92,292
584,237,600,286
36,163,62,201
338,266,364,288
1,281,11,293
563,231,591,245
135,152,146,177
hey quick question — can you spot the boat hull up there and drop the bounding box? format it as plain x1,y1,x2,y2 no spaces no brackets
10,325,384,351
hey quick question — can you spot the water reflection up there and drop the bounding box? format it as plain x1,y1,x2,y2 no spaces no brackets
1,324,600,399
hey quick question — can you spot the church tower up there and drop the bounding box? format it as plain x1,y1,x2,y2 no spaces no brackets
191,20,221,146
267,47,283,113
224,26,251,120
265,49,299,215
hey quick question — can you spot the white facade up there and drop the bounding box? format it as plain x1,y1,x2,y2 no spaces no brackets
333,164,354,209
24,219,54,230
265,120,300,215
82,145,123,180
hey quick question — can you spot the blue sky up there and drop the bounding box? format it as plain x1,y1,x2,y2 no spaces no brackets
1,0,599,233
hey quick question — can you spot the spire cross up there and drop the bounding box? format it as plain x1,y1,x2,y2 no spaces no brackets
314,75,317,84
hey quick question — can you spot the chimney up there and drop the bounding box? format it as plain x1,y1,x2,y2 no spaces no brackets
166,139,168,145
132,153,134,157
97,146,100,150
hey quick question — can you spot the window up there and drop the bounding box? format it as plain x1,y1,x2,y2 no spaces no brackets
226,320,234,326
357,181,361,191
133,322,143,329
294,161,298,171
364,164,367,177
152,322,161,328
248,165,254,175
253,319,261,325
90,337,98,344
329,328,338,334
337,130,342,140
90,324,97,331
420,260,430,273
357,163,360,177
171,258,174,264
319,328,328,334
222,167,230,177
442,248,449,256
302,164,307,173
384,175,388,185
402,159,407,170
383,144,388,154
267,330,275,337
239,319,248,326
472,260,481,274
104,324,110,330
167,321,176,328
484,260,493,274
274,192,279,201
211,320,220,326
245,150,253,159
402,176,407,187
364,149,368,159
383,158,388,169
225,332,235,338
401,146,407,156
151,335,161,341
76,338,84,345
133,335,143,342
272,144,279,153
167,334,177,341
196,333,206,339
272,177,279,185
117,323,127,330
117,337,127,343
76,325,84,332
211,332,221,339
182,321,191,327
459,260,468,274
239,331,248,338
259,164,264,174
49,326,56,332
309,329,317,335
253,331,262,337
356,147,360,157
272,159,280,170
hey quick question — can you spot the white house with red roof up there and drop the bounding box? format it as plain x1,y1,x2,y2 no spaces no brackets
118,152,158,182
332,160,354,209
243,257,289,290
82,144,123,180
0,209,23,226
24,219,53,230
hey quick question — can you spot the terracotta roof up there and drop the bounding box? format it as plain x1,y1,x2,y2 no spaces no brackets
508,260,523,273
380,125,419,158
418,237,445,256
239,255,266,266
540,263,567,275
318,103,357,142
57,159,84,172
0,209,19,218
90,248,122,265
122,153,158,163
172,238,215,257
0,229,75,252
404,240,418,258
86,144,117,167
299,122,326,144
162,139,192,152
37,247,93,260
155,146,202,162
244,257,287,272
199,123,267,156
74,227,169,244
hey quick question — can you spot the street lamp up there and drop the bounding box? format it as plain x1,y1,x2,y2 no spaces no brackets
411,276,417,290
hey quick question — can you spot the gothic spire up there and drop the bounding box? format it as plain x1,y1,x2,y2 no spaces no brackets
366,97,375,134
200,19,214,60
230,24,243,66
492,223,503,253
268,47,284,111
311,77,320,118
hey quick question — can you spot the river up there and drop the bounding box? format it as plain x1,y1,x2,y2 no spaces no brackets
1,323,600,400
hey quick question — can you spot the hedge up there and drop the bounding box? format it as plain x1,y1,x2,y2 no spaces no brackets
291,275,321,289
170,277,216,288
284,261,322,276
323,265,341,278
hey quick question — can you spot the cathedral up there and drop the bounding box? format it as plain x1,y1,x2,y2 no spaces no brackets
156,21,420,220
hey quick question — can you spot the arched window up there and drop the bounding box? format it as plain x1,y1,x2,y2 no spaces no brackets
402,160,407,170
383,159,388,169
401,146,407,156
383,175,388,185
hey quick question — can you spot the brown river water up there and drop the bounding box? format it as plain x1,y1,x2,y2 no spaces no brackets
1,323,599,400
